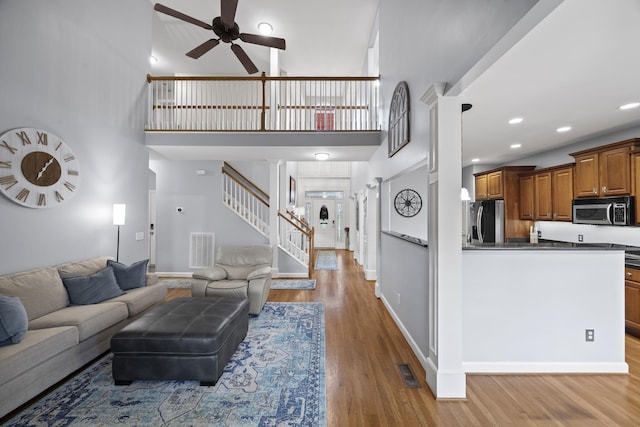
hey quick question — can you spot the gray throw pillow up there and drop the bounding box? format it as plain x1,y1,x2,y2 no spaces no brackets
107,259,149,291
0,294,28,346
62,266,124,305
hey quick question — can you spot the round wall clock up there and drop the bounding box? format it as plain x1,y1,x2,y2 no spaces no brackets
394,188,422,217
0,127,80,208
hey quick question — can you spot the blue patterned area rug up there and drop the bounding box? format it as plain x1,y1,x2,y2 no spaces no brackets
314,250,338,270
6,303,326,427
271,279,316,290
158,279,191,289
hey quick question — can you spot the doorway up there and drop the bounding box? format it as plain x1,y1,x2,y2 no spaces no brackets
313,199,336,248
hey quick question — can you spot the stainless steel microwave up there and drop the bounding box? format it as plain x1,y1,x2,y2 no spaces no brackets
572,196,635,226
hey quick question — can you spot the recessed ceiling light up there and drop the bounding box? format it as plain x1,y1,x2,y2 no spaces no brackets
257,22,273,35
149,55,158,65
314,152,329,161
620,102,640,110
510,143,522,149
508,117,523,125
556,126,572,133
471,158,480,163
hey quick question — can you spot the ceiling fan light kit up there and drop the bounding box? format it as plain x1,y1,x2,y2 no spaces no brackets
154,0,286,74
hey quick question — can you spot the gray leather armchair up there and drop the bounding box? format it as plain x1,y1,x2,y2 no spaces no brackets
191,245,273,315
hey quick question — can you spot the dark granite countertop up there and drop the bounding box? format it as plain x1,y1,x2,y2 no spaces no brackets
463,240,637,251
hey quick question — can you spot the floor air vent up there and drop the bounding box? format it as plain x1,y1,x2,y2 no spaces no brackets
397,363,421,388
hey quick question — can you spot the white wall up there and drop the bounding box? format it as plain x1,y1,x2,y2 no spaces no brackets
462,249,627,373
149,160,268,273
0,0,152,274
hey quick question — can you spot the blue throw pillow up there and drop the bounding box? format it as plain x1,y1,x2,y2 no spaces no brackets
0,294,28,346
107,259,149,291
62,266,124,305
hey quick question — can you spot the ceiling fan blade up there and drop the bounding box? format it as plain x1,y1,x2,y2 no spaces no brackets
239,33,286,50
154,3,212,30
220,0,239,30
186,39,220,59
231,44,259,74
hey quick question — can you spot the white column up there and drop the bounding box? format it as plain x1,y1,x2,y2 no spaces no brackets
269,160,281,276
421,83,465,398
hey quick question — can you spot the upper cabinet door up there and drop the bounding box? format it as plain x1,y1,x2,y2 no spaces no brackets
574,153,599,197
519,175,534,220
600,147,631,196
487,171,503,199
475,174,488,200
552,167,574,221
534,172,552,220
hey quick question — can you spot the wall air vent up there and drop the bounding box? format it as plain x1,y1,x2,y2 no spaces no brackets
189,232,215,268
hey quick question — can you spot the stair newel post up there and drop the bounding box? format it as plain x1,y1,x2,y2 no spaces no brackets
260,72,266,131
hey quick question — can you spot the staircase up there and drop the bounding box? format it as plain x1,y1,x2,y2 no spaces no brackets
221,162,314,276
222,162,270,236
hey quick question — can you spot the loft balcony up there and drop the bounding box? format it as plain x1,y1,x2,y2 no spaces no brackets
145,74,382,160
146,73,380,132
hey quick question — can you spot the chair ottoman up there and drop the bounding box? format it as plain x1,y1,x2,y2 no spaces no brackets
111,297,249,386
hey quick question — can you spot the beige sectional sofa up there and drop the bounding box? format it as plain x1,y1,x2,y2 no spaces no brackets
0,257,167,418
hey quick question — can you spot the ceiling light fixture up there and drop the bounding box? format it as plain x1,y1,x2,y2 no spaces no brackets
556,126,572,133
508,117,523,124
257,22,273,35
149,55,158,65
620,102,640,110
315,152,330,161
471,158,480,163
510,143,522,149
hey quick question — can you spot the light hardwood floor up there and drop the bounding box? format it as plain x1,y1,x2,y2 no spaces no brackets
167,250,640,426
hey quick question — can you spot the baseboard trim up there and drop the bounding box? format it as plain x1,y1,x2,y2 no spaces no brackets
380,293,428,373
462,361,629,374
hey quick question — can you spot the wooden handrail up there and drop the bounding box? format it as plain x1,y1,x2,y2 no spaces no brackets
222,162,269,201
147,74,379,83
285,209,311,232
222,169,270,207
278,211,311,236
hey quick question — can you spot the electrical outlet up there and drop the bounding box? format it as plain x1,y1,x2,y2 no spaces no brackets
537,230,542,238
578,234,584,242
585,329,594,342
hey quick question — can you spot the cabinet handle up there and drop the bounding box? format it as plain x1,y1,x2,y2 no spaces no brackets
629,272,633,276
593,187,598,194
603,186,607,193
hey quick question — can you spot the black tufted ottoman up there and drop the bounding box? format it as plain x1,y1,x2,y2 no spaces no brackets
111,297,248,386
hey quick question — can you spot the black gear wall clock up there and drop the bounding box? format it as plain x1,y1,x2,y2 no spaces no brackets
394,188,422,217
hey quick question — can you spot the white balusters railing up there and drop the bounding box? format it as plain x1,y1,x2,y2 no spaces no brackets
221,167,269,237
146,74,379,132
278,212,314,274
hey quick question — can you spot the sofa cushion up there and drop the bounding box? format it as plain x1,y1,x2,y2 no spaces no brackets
57,257,110,278
28,302,128,341
109,284,167,317
62,266,124,305
107,259,149,291
0,295,28,346
0,326,78,386
0,266,69,321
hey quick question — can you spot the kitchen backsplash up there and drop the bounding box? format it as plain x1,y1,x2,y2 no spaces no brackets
536,221,640,247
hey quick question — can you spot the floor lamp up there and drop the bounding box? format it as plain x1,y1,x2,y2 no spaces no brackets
113,204,126,262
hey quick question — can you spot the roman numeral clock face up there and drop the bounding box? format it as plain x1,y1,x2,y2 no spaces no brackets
0,128,80,208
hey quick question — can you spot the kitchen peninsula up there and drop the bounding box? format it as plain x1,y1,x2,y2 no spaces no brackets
461,242,627,374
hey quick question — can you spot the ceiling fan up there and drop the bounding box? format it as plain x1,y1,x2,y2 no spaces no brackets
154,0,286,74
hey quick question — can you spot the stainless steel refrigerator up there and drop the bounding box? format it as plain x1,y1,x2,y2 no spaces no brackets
470,199,505,244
